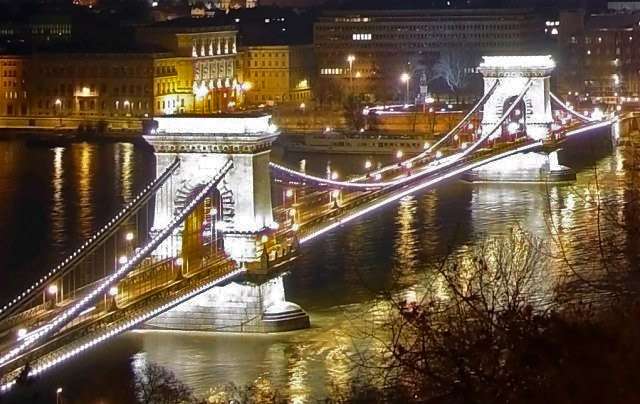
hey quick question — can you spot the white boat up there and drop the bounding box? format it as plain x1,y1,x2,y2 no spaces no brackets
282,132,428,155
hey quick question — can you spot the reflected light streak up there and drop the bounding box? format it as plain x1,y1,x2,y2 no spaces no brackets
51,147,66,249
288,346,309,404
75,144,94,239
393,196,418,277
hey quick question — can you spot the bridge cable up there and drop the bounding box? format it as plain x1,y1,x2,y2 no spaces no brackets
0,157,181,322
0,159,233,369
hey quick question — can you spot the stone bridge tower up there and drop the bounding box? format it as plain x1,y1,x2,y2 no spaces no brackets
479,55,555,140
144,114,278,264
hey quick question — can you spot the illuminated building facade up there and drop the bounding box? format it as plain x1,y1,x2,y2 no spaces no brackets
26,53,157,118
314,8,545,100
153,56,194,115
213,0,257,10
241,45,313,106
0,55,28,116
137,23,244,113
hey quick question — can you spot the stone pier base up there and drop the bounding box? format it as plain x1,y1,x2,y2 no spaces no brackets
464,151,576,183
145,275,309,333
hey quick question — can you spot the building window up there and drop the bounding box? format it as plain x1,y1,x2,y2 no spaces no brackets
352,33,372,41
320,68,344,75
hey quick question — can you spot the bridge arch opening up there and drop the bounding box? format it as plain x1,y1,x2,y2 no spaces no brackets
175,182,230,259
502,95,527,137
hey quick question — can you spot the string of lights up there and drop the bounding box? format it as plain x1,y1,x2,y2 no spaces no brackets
0,159,233,369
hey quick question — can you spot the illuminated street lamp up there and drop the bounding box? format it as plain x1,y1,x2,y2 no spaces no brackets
56,387,63,404
210,207,218,254
54,98,62,126
331,171,339,180
109,286,118,297
47,283,59,305
347,54,356,93
507,121,519,135
194,83,208,114
396,150,404,160
125,232,134,242
364,159,372,170
331,190,341,208
400,73,411,105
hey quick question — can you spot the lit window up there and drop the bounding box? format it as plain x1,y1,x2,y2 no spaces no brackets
352,33,372,41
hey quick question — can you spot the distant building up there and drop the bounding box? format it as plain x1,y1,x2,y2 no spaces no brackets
558,9,640,102
234,7,315,106
0,55,28,116
241,45,313,105
26,52,157,118
137,22,244,113
608,1,640,11
153,56,195,115
314,8,547,102
214,0,257,10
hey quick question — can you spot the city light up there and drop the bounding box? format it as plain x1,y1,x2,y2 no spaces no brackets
592,107,604,121
365,160,372,169
118,256,128,265
331,171,339,180
285,189,294,198
396,150,403,159
175,257,183,266
125,232,134,241
108,287,118,297
17,328,27,339
400,72,410,83
48,284,58,295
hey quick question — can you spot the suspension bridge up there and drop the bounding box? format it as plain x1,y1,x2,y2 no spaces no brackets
0,55,616,392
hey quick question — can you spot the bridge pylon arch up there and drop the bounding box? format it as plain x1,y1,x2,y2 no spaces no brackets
479,55,555,140
144,115,278,264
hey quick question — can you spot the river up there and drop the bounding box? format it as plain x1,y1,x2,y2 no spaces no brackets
0,137,637,403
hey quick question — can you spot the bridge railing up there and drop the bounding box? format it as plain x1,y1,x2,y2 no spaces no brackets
0,157,181,323
0,159,233,369
0,257,241,391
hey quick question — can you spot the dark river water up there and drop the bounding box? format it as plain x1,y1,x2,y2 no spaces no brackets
0,136,637,403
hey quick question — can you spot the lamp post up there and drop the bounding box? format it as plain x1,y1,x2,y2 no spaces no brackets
401,72,411,105
210,207,217,256
56,387,63,404
54,98,62,127
347,55,356,94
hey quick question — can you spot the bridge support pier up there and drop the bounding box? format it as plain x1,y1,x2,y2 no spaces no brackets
465,151,575,183
144,274,310,333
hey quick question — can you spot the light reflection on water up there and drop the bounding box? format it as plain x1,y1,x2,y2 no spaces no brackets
0,140,638,401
